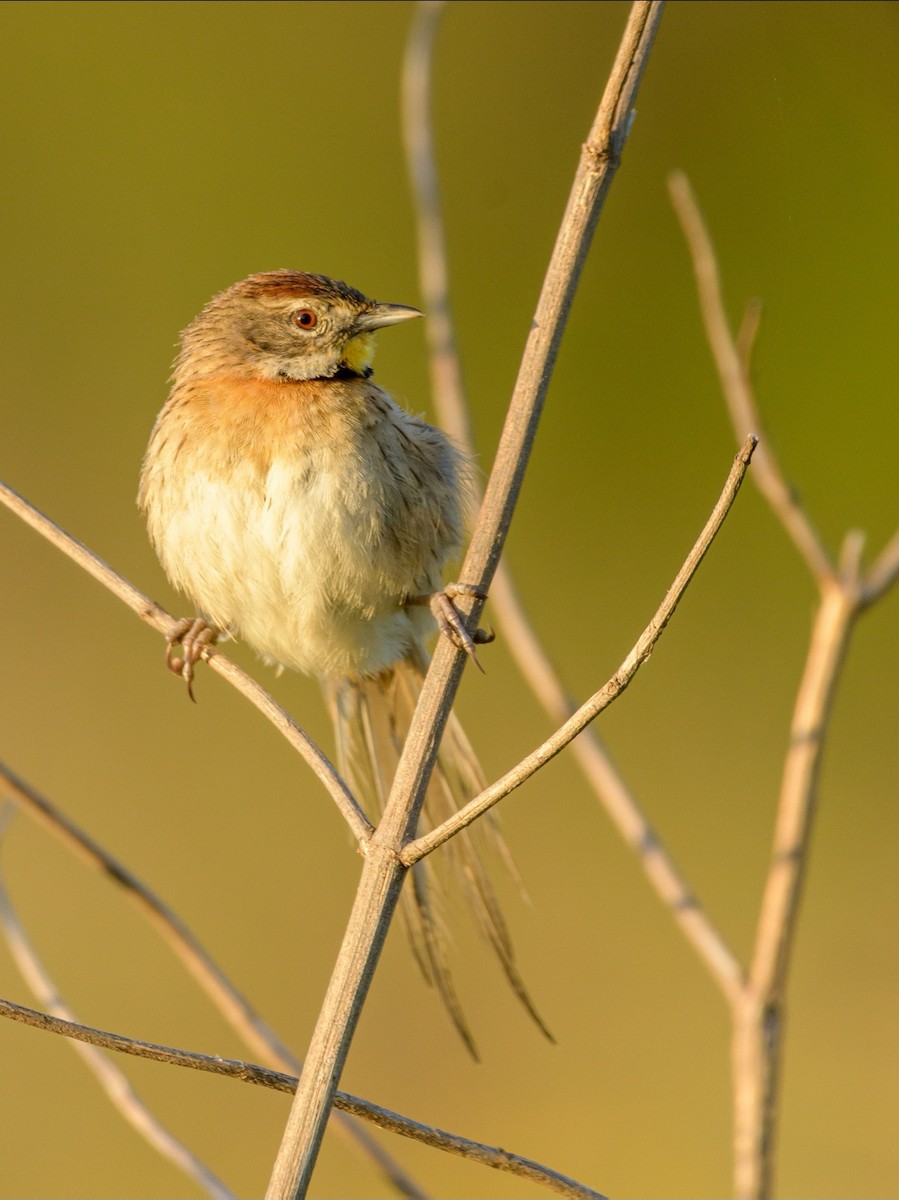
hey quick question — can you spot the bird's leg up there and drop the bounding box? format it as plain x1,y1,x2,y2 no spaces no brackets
165,616,218,702
410,583,495,673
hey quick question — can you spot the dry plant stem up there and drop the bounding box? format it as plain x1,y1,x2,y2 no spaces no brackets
0,998,604,1200
671,174,899,1197
0,765,425,1200
0,872,235,1200
0,763,300,1067
667,171,835,584
733,575,859,1199
402,0,473,452
489,569,744,1000
0,479,372,845
266,6,665,1197
403,436,757,863
403,0,741,1001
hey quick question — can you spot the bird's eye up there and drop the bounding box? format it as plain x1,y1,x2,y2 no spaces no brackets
292,309,318,330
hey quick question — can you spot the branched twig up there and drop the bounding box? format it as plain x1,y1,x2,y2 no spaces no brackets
863,527,899,604
0,865,236,1200
0,480,372,846
265,6,666,1196
402,436,757,863
671,171,899,1199
402,0,742,1002
0,764,426,1200
0,995,605,1200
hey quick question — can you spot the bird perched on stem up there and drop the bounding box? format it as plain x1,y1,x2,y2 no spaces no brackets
139,270,549,1055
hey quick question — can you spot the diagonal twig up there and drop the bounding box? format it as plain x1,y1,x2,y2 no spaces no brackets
0,861,236,1200
402,437,757,865
0,995,606,1200
862,527,899,604
0,763,426,1200
668,171,835,585
0,479,372,845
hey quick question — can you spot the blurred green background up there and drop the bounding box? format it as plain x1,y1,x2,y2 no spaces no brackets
1,1,897,1196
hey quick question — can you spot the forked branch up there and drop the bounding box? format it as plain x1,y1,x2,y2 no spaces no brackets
402,436,757,864
671,171,899,1199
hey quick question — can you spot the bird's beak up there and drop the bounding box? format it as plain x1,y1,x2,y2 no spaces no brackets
353,302,423,333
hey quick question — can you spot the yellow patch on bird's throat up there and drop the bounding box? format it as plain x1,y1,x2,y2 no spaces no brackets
341,331,376,376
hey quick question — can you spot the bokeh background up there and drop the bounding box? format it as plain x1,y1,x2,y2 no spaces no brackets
1,2,897,1196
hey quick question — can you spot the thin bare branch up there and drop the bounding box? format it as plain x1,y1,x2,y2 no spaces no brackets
750,585,857,1000
491,569,744,1000
667,171,836,586
735,297,764,376
0,764,424,1200
403,437,756,864
862,527,899,604
733,580,858,1198
402,0,472,452
0,870,235,1200
266,7,666,1196
1,762,299,1065
0,479,373,845
0,995,605,1200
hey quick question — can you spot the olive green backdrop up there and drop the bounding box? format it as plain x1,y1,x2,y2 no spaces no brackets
1,2,896,1196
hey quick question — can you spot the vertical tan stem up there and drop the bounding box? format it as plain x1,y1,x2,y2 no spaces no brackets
264,842,407,1200
732,582,857,1198
264,5,665,1196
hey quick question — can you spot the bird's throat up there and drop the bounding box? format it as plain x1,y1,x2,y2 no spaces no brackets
339,330,377,377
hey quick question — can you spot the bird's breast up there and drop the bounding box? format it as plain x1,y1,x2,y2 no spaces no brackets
141,375,448,677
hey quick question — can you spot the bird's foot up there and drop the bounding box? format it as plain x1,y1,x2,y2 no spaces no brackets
429,583,494,673
165,617,218,702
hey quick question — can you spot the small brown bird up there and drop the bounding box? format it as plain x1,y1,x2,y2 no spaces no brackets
139,271,547,1054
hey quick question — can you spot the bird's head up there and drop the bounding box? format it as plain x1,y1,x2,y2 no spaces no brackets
177,270,422,383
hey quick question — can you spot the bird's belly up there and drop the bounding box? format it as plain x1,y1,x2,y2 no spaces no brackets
152,456,428,678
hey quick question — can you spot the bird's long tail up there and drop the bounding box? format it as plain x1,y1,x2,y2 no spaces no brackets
324,646,551,1058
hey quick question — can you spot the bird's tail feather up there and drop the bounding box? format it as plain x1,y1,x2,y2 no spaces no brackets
325,647,551,1057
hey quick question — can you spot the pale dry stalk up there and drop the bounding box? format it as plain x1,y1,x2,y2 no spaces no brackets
0,862,236,1200
265,5,665,1196
0,991,601,1200
732,574,858,1198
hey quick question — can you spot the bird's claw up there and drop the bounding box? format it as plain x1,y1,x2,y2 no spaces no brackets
430,583,494,673
165,617,218,702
